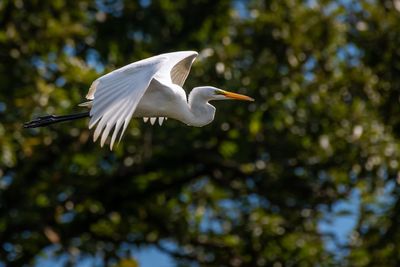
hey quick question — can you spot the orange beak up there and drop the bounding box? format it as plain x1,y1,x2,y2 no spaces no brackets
222,91,254,101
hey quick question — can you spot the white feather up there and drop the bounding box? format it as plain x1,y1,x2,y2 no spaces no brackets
85,51,201,149
154,51,198,86
88,56,168,149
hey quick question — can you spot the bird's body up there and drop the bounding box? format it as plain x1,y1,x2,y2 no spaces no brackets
134,80,195,123
134,80,216,127
25,51,254,149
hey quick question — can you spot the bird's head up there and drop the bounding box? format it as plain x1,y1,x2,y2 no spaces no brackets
193,86,254,102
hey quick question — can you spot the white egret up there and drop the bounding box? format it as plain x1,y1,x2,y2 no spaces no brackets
24,51,254,149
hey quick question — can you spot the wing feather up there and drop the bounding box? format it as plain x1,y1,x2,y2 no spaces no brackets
88,56,167,149
118,94,137,143
86,80,99,100
170,53,197,86
155,51,198,87
89,79,132,127
100,98,130,147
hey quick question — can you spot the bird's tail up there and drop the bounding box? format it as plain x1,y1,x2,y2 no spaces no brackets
24,112,90,128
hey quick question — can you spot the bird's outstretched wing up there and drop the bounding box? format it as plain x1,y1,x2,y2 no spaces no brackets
87,56,167,149
156,51,198,87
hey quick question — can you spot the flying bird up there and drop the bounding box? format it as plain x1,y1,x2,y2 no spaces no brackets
24,51,254,149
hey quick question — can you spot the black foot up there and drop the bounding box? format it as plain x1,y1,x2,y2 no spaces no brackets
23,115,57,128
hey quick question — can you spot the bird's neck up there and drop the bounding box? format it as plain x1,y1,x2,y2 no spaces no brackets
183,88,216,127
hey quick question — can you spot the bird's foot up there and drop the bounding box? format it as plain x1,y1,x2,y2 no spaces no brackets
23,115,57,128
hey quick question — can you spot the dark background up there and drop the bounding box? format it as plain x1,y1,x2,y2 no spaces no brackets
1,0,400,266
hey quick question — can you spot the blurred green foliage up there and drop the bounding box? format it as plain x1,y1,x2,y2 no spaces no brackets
1,0,400,266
